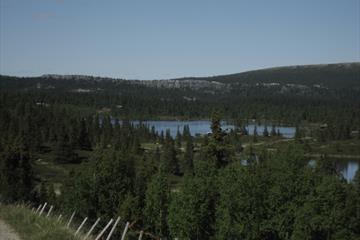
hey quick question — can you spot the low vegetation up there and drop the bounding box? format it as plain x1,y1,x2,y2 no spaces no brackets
0,204,80,240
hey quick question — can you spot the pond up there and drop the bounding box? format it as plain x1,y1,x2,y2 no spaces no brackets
124,119,359,181
133,120,295,138
338,159,359,182
308,159,359,182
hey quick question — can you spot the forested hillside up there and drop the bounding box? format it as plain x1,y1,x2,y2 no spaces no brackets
193,62,360,88
1,63,360,239
1,63,360,123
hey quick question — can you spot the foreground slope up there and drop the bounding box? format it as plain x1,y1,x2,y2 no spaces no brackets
0,204,80,240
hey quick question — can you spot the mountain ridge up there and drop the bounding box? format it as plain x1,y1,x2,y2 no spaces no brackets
1,62,359,90
1,61,357,81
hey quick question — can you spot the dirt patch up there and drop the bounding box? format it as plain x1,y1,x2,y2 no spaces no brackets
0,219,21,240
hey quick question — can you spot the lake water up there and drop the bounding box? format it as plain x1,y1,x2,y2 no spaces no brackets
338,160,359,182
128,120,358,181
134,120,295,138
308,159,359,182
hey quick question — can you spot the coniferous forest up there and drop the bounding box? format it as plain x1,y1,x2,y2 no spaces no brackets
0,63,360,239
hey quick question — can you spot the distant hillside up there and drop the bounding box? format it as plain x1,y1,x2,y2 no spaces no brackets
1,62,358,91
0,62,360,123
188,62,360,89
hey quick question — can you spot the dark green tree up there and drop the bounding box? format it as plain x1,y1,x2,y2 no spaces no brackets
78,118,91,150
0,143,34,203
54,130,78,163
263,125,269,137
253,126,258,143
144,167,170,238
182,136,194,175
161,130,179,175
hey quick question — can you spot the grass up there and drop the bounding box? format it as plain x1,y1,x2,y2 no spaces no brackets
0,204,83,240
32,145,92,195
307,139,360,155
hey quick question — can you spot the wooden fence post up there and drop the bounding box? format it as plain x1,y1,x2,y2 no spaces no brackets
35,204,42,214
95,218,113,240
138,230,144,240
120,221,130,240
46,205,53,217
105,216,121,240
75,217,88,236
57,214,63,222
39,202,47,216
67,211,76,228
83,217,100,240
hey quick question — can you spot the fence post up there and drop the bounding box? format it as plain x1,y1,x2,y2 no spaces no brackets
105,216,121,240
75,217,88,235
95,218,113,240
39,202,47,216
138,230,144,240
67,211,76,228
83,217,100,240
35,204,42,214
120,221,130,240
46,205,53,217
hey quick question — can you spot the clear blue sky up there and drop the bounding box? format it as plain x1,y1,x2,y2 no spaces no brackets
0,0,359,79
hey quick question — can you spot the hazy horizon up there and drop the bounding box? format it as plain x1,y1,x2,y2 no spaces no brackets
1,0,359,79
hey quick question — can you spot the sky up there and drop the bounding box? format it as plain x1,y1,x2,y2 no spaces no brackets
0,0,359,79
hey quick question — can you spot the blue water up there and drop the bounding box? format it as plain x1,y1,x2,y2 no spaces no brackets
133,120,295,138
308,159,359,182
339,160,359,182
122,119,358,182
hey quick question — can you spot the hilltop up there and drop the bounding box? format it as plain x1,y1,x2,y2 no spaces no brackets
1,62,359,121
1,62,359,91
167,62,360,89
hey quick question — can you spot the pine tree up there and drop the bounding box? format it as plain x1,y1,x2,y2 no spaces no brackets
263,125,269,137
211,110,223,142
295,125,302,142
182,125,191,141
253,126,258,142
203,110,234,168
54,129,77,163
182,136,194,175
161,130,179,175
144,167,170,238
78,118,91,150
271,125,277,136
168,160,217,239
0,143,34,202
175,127,182,149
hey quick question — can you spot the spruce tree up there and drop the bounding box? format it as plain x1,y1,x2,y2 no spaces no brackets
54,129,77,163
144,167,170,238
175,127,182,149
182,136,194,175
78,118,91,150
271,125,277,136
161,130,179,175
263,125,269,137
253,126,258,142
0,143,34,202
